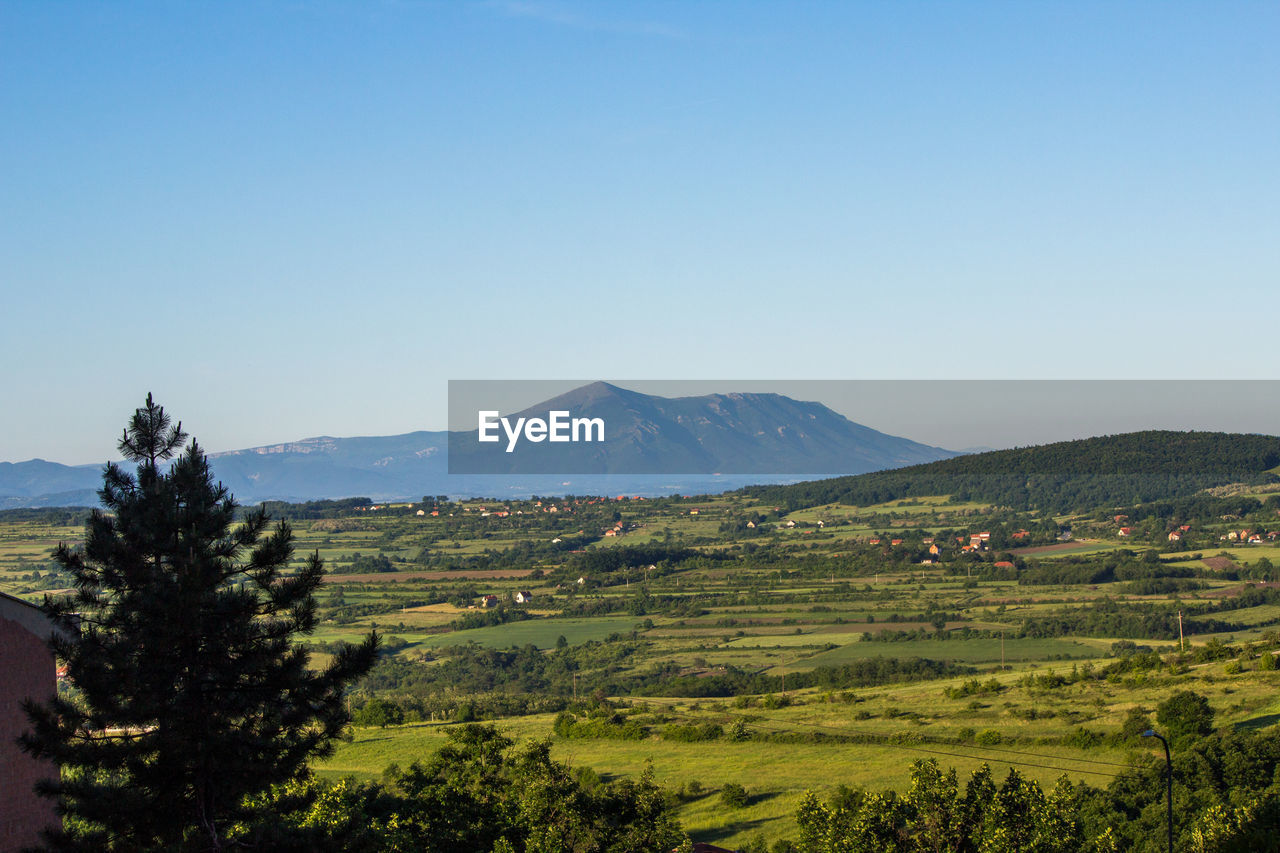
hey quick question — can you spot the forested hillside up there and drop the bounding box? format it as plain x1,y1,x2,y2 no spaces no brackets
742,431,1280,512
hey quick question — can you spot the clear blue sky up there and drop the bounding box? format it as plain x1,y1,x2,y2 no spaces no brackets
2,1,1277,464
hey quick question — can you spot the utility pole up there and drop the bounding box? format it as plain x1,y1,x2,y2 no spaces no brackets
1001,631,1005,670
1177,610,1185,653
573,672,578,703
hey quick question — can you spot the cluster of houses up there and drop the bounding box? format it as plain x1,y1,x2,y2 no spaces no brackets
479,591,535,608
1113,515,1279,544
1221,529,1279,544
862,531,1014,553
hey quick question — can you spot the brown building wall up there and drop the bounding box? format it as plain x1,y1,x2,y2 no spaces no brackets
0,614,59,852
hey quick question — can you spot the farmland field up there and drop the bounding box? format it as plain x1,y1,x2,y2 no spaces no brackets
8,481,1280,848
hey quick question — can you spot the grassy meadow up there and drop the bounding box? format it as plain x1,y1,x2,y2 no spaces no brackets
6,486,1280,848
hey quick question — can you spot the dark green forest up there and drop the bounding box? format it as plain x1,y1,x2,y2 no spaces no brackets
742,432,1280,512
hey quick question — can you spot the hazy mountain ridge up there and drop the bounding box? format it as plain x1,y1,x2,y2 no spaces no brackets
450,382,955,475
1,383,956,505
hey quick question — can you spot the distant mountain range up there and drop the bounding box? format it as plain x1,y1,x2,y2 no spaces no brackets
449,382,954,476
0,382,956,508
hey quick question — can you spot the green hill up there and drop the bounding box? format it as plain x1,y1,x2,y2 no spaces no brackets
741,430,1280,512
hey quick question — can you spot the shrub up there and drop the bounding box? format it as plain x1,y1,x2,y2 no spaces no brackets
1157,690,1215,744
721,782,749,808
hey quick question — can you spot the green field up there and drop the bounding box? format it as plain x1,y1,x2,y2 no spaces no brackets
9,480,1280,848
416,616,645,649
797,636,1098,667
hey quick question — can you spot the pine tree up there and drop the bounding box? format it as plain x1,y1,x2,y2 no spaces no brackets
21,395,379,851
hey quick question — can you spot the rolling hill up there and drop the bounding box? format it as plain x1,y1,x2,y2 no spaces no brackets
740,431,1280,512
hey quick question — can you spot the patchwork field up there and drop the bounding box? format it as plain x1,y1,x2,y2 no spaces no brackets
8,484,1280,848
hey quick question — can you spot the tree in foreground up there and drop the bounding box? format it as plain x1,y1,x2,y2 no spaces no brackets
21,395,379,851
263,724,689,852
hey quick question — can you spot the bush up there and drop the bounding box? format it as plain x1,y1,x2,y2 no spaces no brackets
721,782,749,808
1118,707,1152,740
661,723,723,742
975,729,1002,745
1157,690,1215,744
353,698,404,728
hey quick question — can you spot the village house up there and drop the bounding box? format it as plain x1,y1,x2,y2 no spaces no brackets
1,591,61,849
481,594,500,608
514,591,534,604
